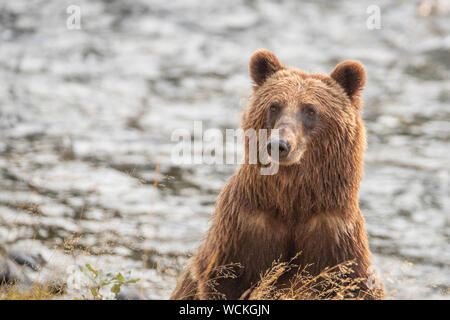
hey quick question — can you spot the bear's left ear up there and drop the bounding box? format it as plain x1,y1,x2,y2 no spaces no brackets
330,60,366,101
249,49,284,86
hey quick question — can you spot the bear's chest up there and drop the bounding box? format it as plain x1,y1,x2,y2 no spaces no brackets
290,212,358,270
238,210,292,264
242,210,356,261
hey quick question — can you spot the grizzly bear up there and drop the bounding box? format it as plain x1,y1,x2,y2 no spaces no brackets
171,49,384,300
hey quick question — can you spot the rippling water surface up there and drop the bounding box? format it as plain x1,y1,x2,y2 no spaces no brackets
0,0,449,299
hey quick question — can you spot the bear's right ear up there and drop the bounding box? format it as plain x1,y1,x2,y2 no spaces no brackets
249,49,284,86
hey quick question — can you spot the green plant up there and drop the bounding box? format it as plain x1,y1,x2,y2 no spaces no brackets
80,264,139,300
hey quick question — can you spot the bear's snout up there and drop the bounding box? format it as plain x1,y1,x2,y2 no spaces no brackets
267,138,291,159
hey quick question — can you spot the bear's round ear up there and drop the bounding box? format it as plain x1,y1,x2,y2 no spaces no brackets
330,61,366,100
249,49,284,86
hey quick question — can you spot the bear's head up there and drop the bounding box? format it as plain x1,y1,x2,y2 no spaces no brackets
243,49,366,170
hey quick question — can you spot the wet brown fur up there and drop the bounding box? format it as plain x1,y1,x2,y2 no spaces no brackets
171,49,384,300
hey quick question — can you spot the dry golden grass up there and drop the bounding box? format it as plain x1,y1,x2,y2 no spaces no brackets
247,259,375,300
196,252,383,300
0,283,60,300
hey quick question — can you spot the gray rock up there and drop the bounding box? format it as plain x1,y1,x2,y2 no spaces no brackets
0,253,32,287
8,251,44,272
116,287,145,300
0,245,64,295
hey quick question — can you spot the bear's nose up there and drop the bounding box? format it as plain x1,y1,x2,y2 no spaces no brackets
267,138,291,159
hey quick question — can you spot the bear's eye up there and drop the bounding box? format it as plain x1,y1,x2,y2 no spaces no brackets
303,104,317,117
269,102,280,113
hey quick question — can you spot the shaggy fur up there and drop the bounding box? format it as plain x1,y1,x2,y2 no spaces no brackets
171,49,384,300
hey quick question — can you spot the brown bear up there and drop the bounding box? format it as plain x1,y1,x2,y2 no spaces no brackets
170,49,384,300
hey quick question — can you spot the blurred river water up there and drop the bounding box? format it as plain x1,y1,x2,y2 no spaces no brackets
0,0,449,299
